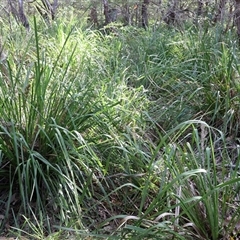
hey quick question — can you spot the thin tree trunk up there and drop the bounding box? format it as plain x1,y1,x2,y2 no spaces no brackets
214,0,227,23
89,1,98,27
142,0,149,29
235,0,240,38
164,0,178,25
122,0,130,25
197,0,203,17
51,0,58,20
224,2,234,33
8,0,19,23
102,0,110,24
134,4,139,26
40,0,58,20
18,0,30,30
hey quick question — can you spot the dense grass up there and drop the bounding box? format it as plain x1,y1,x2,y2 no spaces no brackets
0,12,240,240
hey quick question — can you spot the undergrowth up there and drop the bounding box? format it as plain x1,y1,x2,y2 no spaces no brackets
0,12,240,240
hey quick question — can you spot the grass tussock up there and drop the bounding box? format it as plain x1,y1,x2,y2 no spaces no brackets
0,13,240,240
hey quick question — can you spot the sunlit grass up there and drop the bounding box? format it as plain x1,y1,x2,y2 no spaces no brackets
0,10,240,240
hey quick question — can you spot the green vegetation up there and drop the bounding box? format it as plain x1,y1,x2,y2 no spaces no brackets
1,11,240,240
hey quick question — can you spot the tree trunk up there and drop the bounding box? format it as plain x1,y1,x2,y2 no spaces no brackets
122,0,131,25
224,2,234,33
214,0,227,23
164,0,178,25
134,4,139,26
235,0,240,38
142,0,149,29
51,0,58,20
102,0,110,25
90,7,98,27
40,0,58,20
8,0,29,30
18,0,30,30
197,0,203,17
8,0,19,23
89,1,98,27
